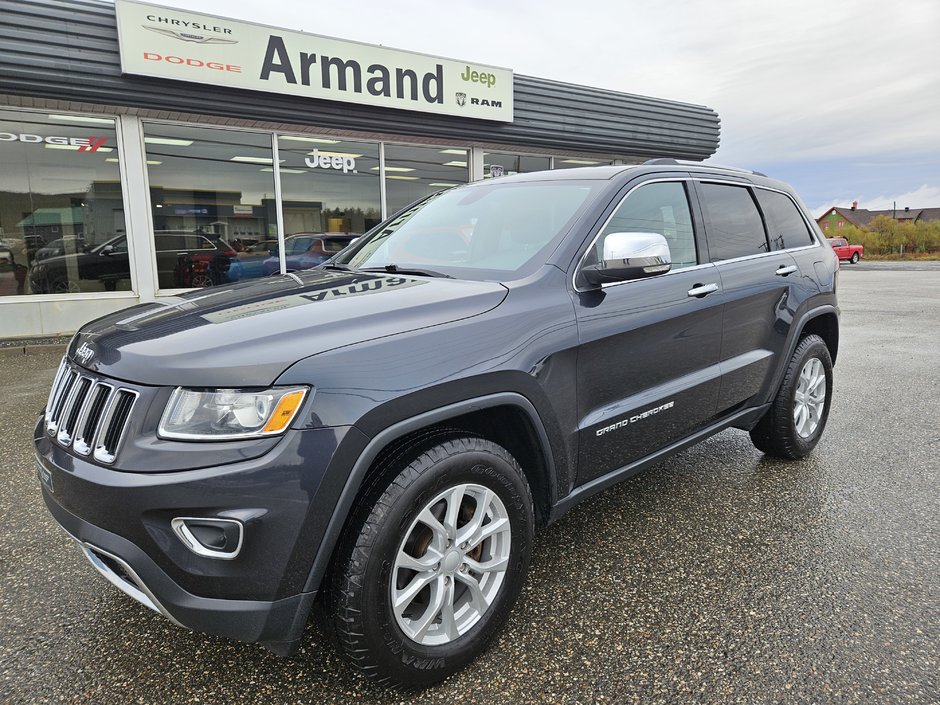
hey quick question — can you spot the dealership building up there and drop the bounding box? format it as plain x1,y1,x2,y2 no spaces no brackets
0,0,720,338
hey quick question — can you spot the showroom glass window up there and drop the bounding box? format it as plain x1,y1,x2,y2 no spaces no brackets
276,135,380,270
142,123,277,289
0,109,127,296
553,156,611,169
383,145,469,215
482,152,551,179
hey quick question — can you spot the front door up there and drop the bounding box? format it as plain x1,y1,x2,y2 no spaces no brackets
573,180,723,485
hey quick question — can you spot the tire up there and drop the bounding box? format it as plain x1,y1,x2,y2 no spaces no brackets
325,436,533,687
850,252,860,264
50,277,80,294
750,334,833,459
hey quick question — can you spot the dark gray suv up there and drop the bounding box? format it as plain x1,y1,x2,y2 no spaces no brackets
35,161,839,686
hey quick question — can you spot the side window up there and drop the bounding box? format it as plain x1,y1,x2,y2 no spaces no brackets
109,237,129,254
698,183,768,261
154,235,177,252
598,182,697,270
755,189,815,250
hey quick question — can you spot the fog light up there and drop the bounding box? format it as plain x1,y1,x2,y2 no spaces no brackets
171,517,244,560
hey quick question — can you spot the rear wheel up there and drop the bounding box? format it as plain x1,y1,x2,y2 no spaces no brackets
325,436,533,687
850,252,860,264
750,334,833,459
50,277,80,294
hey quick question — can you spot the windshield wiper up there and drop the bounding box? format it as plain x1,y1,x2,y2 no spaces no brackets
321,262,353,271
361,264,453,279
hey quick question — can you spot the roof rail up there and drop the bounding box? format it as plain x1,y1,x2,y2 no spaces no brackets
643,158,767,178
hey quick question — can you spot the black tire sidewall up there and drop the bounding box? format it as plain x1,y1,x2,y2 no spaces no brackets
781,337,833,455
350,443,532,684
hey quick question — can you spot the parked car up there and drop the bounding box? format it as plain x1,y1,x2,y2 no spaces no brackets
827,237,863,263
36,162,839,687
262,233,357,275
28,231,238,293
35,236,87,261
233,239,281,280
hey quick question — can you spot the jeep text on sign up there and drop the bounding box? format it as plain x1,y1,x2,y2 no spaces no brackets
115,0,513,122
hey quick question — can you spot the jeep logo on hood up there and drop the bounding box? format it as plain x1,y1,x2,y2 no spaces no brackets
75,342,95,365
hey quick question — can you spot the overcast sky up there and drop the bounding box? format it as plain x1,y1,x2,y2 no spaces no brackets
159,0,940,214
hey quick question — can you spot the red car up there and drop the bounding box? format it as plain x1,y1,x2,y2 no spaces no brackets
827,237,863,264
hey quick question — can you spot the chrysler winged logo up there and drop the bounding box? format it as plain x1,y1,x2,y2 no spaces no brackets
143,26,238,44
455,92,467,107
75,342,95,365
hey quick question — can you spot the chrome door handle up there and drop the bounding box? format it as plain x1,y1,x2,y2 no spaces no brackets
776,265,798,276
687,283,719,298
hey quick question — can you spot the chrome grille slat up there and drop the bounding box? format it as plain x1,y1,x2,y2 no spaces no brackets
73,383,113,456
57,376,92,446
93,389,138,465
47,369,78,436
44,358,137,464
44,357,69,427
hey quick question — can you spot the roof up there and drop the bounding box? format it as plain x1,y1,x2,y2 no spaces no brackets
816,206,940,227
0,0,720,161
17,207,85,227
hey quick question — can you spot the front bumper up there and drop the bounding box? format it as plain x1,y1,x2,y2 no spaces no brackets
35,419,365,652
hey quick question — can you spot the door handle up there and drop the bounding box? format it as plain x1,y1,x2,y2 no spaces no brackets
687,283,719,298
775,265,798,276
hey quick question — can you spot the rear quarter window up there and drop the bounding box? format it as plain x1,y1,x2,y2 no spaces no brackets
755,189,815,250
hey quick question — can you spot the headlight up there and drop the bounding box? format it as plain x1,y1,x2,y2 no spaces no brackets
158,386,308,440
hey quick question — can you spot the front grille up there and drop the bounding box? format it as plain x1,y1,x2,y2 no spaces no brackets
45,357,138,464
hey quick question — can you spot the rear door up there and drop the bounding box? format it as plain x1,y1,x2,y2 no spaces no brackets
692,180,802,414
573,178,723,484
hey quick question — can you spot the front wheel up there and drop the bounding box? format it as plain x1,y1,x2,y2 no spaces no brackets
850,252,860,264
750,334,833,459
324,436,533,687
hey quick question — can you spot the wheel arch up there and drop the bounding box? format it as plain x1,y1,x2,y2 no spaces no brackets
799,309,839,365
302,392,557,595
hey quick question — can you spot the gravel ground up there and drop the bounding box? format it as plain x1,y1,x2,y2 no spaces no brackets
1,267,937,704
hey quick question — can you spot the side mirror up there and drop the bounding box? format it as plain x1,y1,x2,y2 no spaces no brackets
100,244,115,256
581,232,671,287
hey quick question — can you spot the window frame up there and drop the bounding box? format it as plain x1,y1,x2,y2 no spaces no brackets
0,106,137,303
572,177,711,293
687,179,823,266
752,187,817,252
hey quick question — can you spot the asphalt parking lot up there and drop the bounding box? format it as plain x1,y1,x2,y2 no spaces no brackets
1,266,938,705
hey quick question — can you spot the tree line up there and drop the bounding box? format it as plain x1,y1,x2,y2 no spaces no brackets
834,216,940,257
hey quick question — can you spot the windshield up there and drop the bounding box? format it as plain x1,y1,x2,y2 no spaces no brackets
284,236,315,255
335,179,601,279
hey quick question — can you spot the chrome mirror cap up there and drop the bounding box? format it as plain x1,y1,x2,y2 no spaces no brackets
582,231,672,287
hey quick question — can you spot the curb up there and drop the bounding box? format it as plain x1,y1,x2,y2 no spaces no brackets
0,344,68,358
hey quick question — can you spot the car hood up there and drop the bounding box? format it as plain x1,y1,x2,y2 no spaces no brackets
70,270,508,386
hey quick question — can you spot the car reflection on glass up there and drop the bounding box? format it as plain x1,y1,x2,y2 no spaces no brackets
35,236,88,261
262,234,358,275
233,239,280,281
27,231,239,294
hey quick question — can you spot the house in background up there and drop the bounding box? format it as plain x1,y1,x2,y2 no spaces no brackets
816,201,940,232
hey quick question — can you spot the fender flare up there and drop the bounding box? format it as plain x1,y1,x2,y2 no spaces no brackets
302,392,557,594
765,304,839,402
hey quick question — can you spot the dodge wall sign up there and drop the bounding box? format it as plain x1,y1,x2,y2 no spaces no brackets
115,0,514,122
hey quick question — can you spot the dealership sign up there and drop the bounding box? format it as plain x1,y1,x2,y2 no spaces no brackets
115,0,514,122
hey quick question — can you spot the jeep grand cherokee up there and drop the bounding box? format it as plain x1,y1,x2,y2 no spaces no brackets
35,161,839,686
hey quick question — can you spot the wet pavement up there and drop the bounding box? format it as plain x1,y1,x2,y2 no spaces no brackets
1,268,938,704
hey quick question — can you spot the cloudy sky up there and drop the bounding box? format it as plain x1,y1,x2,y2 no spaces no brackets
160,0,939,214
